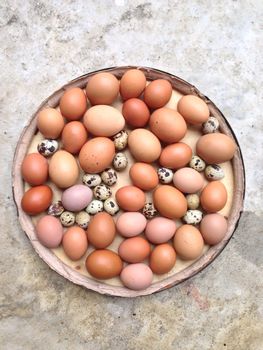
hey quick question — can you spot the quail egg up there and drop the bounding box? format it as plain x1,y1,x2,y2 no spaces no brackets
93,184,112,201
157,167,173,184
103,198,119,216
101,168,117,186
113,130,129,150
86,199,104,215
47,200,64,216
183,210,203,225
82,173,102,188
202,116,219,134
76,211,91,229
37,139,58,157
186,194,200,210
113,152,128,171
189,156,206,172
205,164,225,180
60,211,75,227
142,202,158,219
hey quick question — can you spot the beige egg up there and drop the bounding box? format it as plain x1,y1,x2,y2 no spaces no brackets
177,95,209,124
173,225,204,260
83,105,125,137
49,150,79,188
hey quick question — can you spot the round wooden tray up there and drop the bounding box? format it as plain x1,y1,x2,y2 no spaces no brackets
12,66,245,297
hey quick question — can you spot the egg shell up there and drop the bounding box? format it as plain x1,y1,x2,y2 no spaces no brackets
200,181,227,212
61,121,88,154
120,263,153,290
128,129,161,163
37,108,64,139
122,98,150,127
79,137,115,173
84,105,125,137
145,217,176,244
36,215,63,248
116,212,147,237
153,185,187,219
21,185,53,215
129,163,159,191
85,249,123,279
144,79,172,109
115,185,146,211
118,237,151,263
21,153,48,186
200,213,228,245
62,184,93,212
87,212,116,248
177,95,209,124
196,133,237,163
49,150,79,188
149,108,187,143
159,142,192,169
150,244,176,274
86,72,119,105
120,69,146,100
173,168,204,193
59,87,87,120
173,225,204,260
62,226,88,260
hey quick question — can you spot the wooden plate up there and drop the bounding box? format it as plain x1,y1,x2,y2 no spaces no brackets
12,66,245,297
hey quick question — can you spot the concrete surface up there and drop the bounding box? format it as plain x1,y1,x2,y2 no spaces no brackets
0,1,262,349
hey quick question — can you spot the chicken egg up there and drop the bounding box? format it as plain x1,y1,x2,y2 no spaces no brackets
37,108,64,139
36,215,63,248
86,72,119,105
173,167,204,193
116,212,147,238
145,217,176,244
115,185,146,211
118,237,151,263
59,87,87,120
120,69,146,100
144,79,172,109
150,244,176,274
62,226,88,260
173,224,204,260
21,185,53,215
129,162,159,191
120,263,153,290
200,181,227,213
177,95,209,124
87,212,116,248
21,153,48,186
200,213,228,245
61,121,88,154
159,142,192,169
122,98,150,127
128,129,161,163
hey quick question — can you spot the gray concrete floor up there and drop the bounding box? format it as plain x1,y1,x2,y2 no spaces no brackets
0,1,262,349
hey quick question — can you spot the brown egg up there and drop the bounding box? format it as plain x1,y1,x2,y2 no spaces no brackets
153,185,187,219
150,244,176,274
196,133,237,163
37,108,64,139
62,226,88,260
159,142,192,169
86,72,119,105
116,185,146,211
144,79,172,109
200,213,228,245
36,215,63,248
200,181,227,212
122,98,150,127
85,249,123,279
21,153,48,186
174,225,204,260
149,108,187,143
118,237,151,263
49,150,79,188
177,95,209,124
79,137,115,173
128,129,161,163
87,212,116,249
120,69,146,100
59,87,87,120
129,163,159,191
61,121,88,154
21,185,53,215
173,168,204,193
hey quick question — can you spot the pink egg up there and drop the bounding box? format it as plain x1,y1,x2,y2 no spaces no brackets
173,167,204,193
61,184,93,212
145,217,176,244
36,215,63,248
200,213,228,245
120,263,153,290
116,212,147,237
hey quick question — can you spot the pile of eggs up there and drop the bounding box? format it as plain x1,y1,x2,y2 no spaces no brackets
20,69,237,291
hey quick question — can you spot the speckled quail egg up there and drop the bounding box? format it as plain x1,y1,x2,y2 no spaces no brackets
93,184,112,201
142,202,158,219
183,210,203,225
37,139,58,157
60,211,75,227
205,164,225,180
113,152,128,171
47,200,64,216
189,156,206,172
82,173,102,188
113,130,129,150
202,116,219,134
76,211,91,229
86,199,104,215
186,194,200,210
101,168,117,186
157,167,173,184
103,198,119,216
